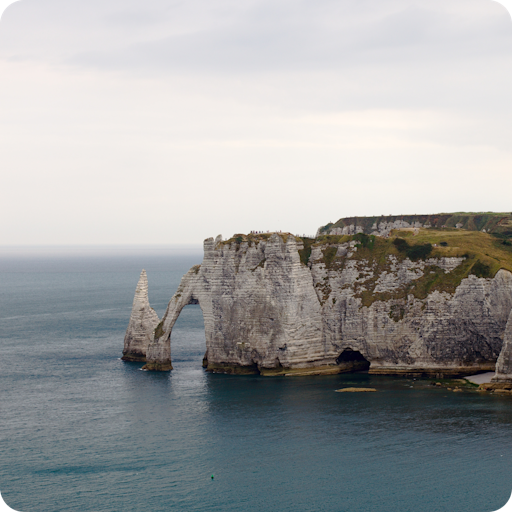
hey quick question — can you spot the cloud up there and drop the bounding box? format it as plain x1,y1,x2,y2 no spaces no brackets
2,0,511,116
2,0,511,71
0,0,511,244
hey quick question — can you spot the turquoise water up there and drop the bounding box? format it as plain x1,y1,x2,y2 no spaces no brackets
1,249,511,512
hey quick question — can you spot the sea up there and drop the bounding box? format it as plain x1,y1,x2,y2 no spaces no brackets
1,247,511,512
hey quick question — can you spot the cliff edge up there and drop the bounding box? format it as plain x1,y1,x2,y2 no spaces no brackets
318,212,512,239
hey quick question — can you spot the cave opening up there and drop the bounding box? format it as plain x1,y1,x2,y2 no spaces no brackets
336,348,370,373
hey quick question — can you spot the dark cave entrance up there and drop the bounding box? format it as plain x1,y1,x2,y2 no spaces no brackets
336,348,370,373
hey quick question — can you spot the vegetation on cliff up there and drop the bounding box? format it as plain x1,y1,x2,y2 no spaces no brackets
220,212,512,308
318,212,512,239
309,228,512,307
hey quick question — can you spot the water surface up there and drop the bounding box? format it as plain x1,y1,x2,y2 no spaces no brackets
0,249,511,512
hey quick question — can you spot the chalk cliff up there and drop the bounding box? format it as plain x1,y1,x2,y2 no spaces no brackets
123,223,512,379
492,309,512,383
318,212,512,239
122,269,160,362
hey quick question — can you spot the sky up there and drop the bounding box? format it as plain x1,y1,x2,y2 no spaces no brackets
0,0,511,245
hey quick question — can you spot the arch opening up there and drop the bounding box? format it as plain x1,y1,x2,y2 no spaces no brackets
336,348,370,373
168,297,206,370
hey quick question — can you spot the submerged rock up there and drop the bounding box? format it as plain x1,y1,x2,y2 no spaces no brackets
335,388,377,393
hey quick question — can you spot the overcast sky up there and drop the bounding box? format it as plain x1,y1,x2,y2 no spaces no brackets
1,0,511,245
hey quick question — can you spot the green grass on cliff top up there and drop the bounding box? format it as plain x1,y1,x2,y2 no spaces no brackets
219,229,511,304
221,232,292,246
315,229,512,275
222,229,512,276
314,229,512,306
318,212,512,238
398,228,512,275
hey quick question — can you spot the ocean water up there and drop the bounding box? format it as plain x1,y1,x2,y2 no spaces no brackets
1,248,512,512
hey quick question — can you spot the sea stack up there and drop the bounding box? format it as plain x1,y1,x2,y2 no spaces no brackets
122,269,160,362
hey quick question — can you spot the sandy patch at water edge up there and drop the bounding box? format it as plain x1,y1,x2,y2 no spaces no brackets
463,372,495,385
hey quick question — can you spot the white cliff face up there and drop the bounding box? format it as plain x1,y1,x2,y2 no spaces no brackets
329,221,490,239
122,270,160,362
493,309,512,382
128,236,512,378
329,225,365,236
143,234,324,371
307,243,512,375
329,220,423,237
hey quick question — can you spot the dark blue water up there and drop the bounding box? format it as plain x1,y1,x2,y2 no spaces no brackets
1,249,511,512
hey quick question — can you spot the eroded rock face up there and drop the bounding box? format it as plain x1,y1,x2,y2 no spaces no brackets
122,269,160,362
493,310,512,382
317,213,512,238
126,236,512,377
328,220,421,237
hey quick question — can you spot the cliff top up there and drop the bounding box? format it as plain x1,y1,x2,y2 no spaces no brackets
318,212,512,239
219,226,512,304
221,232,298,246
315,228,512,276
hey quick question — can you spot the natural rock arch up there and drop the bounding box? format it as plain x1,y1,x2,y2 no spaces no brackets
122,266,206,370
144,273,205,371
123,235,512,378
138,233,325,373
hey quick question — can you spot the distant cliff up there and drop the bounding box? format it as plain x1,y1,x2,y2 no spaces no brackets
317,212,512,238
123,214,512,382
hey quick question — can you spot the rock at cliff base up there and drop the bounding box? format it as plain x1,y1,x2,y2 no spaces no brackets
479,382,512,392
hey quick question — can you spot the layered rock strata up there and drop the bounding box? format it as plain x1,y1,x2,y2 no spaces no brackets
122,269,160,362
124,234,512,377
490,309,512,387
318,213,512,238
